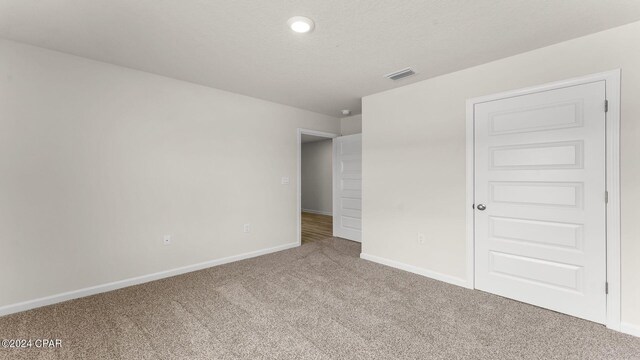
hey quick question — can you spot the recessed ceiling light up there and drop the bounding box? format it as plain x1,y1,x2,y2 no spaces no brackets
287,16,315,33
342,109,351,116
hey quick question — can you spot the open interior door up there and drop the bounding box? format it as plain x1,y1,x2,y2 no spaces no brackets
333,134,362,242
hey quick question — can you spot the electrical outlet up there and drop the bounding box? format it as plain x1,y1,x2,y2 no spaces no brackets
281,177,290,185
243,224,251,233
417,233,426,245
163,234,172,246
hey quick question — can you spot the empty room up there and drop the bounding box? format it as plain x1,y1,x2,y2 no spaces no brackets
1,1,640,359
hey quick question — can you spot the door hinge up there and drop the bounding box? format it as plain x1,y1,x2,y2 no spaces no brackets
472,204,475,209
606,282,609,294
605,191,609,204
605,99,609,113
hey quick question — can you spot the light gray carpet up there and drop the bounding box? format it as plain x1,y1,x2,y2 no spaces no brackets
1,238,639,360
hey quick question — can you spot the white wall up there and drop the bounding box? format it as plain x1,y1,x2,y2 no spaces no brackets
301,140,333,215
0,39,339,309
341,114,362,135
362,21,640,329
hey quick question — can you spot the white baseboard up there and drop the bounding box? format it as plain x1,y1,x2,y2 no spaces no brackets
360,253,639,338
621,322,640,338
302,209,333,216
0,242,299,317
360,253,470,289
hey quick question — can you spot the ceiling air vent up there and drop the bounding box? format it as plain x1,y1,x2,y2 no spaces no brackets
385,67,416,81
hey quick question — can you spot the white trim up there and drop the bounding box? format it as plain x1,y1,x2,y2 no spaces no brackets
465,70,622,331
604,70,622,331
0,242,298,317
302,208,333,216
297,128,339,246
621,322,640,338
465,99,475,290
360,253,468,288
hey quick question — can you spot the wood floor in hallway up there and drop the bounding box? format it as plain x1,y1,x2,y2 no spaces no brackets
301,212,333,244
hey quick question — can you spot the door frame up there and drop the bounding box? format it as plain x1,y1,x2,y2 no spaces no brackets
465,70,621,330
297,128,339,246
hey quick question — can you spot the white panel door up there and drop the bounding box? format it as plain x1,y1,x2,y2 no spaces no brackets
333,134,362,242
474,81,607,324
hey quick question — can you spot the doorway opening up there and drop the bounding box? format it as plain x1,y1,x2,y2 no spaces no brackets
297,129,363,245
297,129,338,245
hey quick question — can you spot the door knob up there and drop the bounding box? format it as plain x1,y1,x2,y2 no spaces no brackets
477,204,486,211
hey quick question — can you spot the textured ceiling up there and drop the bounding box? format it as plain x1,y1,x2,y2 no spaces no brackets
1,1,640,116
